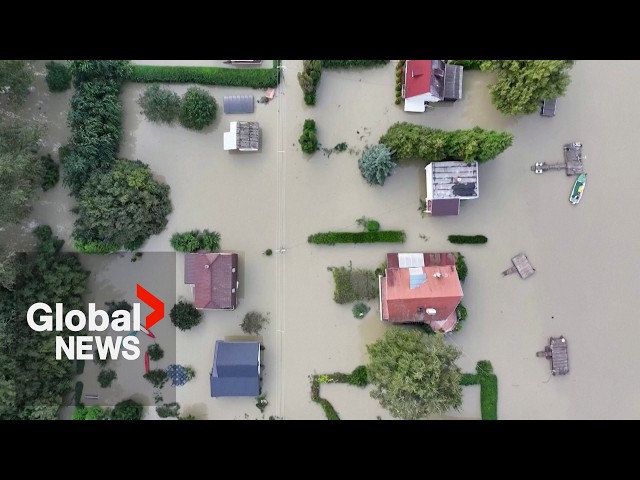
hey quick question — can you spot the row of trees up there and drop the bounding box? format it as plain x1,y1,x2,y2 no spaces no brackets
57,60,173,253
379,122,514,163
0,226,90,419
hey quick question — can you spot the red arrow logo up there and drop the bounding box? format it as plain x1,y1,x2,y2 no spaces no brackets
136,284,164,330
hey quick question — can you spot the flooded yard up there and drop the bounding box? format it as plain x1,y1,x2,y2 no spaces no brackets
7,60,640,419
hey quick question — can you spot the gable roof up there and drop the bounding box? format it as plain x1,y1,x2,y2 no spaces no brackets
210,341,260,397
381,253,463,327
184,253,238,309
404,60,431,98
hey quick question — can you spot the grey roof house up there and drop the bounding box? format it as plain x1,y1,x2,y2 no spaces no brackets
210,340,261,397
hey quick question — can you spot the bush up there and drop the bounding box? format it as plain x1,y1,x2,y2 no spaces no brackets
170,300,202,331
264,249,273,256
110,398,143,420
448,235,488,244
75,359,85,375
255,393,268,413
137,85,181,124
128,65,280,88
299,119,318,154
178,87,217,131
74,381,83,407
156,402,181,418
84,406,104,420
455,254,468,282
454,303,468,332
460,373,478,386
170,229,220,253
308,230,406,245
448,60,483,70
297,60,322,106
45,61,72,92
321,60,389,69
240,311,270,335
147,344,164,361
329,264,378,304
358,144,396,185
40,154,59,191
352,302,370,319
356,216,380,232
144,369,169,388
74,241,119,254
347,366,369,386
97,369,117,388
72,407,87,420
105,300,132,317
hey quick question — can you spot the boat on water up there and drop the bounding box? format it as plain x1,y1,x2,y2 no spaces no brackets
570,173,587,205
140,325,156,339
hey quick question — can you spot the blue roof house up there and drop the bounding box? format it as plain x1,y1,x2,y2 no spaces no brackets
210,340,261,397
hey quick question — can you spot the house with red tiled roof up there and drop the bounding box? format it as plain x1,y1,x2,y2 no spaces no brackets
184,253,239,310
379,252,463,332
403,60,464,112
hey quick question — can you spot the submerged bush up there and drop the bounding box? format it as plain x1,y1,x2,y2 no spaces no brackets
179,87,217,130
448,235,488,244
137,84,181,124
299,119,318,154
40,154,59,191
352,302,370,319
308,231,405,245
45,61,71,92
170,229,220,252
358,144,396,186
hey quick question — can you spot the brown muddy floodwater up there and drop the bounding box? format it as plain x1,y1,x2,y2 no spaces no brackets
8,60,640,419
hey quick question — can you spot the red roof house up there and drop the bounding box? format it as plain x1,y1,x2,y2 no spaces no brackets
184,253,239,310
403,60,464,112
379,252,463,332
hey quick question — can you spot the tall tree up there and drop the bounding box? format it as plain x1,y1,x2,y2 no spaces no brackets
481,60,574,115
72,159,172,252
0,247,17,291
0,225,89,419
366,328,462,419
0,117,45,224
0,60,34,107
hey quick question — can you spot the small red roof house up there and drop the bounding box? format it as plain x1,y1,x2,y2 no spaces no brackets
184,253,239,310
379,252,463,332
403,60,464,112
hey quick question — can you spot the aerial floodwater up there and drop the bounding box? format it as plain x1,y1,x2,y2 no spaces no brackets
8,60,640,419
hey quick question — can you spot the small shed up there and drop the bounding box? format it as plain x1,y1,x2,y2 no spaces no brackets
223,95,254,114
540,98,557,117
223,121,260,151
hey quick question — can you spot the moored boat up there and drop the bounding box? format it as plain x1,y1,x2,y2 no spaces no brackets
570,173,587,205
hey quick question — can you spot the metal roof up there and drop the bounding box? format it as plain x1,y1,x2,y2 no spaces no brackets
223,95,254,114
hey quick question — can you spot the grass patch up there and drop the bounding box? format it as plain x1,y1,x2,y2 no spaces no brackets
310,366,369,420
308,231,405,245
128,64,280,88
328,263,378,304
460,361,498,420
448,235,488,244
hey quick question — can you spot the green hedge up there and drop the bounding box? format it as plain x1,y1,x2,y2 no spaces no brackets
308,231,405,245
75,359,85,375
448,235,488,244
299,119,318,154
459,361,497,420
310,366,369,420
455,254,468,282
128,65,280,88
321,60,389,69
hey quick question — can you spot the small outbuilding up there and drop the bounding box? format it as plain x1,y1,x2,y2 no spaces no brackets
224,121,260,151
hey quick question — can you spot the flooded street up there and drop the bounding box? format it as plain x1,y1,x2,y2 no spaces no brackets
6,60,640,419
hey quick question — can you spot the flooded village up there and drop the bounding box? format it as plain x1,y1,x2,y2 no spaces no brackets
2,59,640,420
